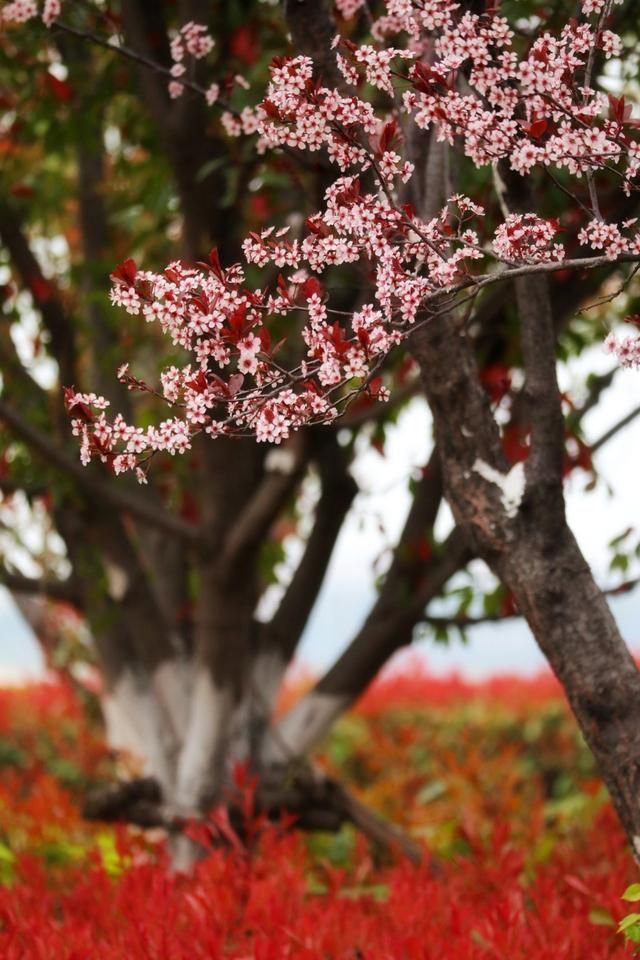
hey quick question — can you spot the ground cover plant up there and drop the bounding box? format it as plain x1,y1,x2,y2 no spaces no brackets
1,666,639,958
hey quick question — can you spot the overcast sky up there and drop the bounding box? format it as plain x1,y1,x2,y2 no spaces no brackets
2,343,640,683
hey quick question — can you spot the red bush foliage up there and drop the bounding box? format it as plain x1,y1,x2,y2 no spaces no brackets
0,669,637,958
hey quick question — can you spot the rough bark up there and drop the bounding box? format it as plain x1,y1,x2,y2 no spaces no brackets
409,235,640,860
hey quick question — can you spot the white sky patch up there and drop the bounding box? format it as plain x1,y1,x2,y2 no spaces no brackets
472,459,526,519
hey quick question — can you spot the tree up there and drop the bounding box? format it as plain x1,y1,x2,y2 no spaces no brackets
2,0,640,861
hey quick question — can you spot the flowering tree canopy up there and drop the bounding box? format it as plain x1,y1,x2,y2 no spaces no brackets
25,0,635,478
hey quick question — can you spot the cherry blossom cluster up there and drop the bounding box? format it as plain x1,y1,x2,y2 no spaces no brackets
335,0,366,20
242,177,487,320
64,246,403,475
1,0,60,24
168,21,215,99
578,219,640,260
604,330,640,369
257,55,379,169
310,0,639,203
335,39,415,97
493,215,565,265
582,0,623,14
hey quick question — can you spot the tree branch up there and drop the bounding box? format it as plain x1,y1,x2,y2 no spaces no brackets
0,398,201,545
284,0,345,91
266,462,470,762
515,273,565,527
221,434,310,574
591,404,640,455
0,567,83,607
0,202,76,386
253,432,358,712
341,377,421,429
424,575,640,631
56,16,171,125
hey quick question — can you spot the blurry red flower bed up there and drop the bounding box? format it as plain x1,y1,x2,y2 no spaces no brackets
0,663,637,958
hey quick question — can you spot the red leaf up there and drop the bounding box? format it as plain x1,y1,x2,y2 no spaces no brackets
500,590,518,617
63,386,94,422
45,72,73,103
209,247,223,275
305,216,330,237
110,258,137,286
379,119,398,154
301,277,322,300
481,364,512,403
357,328,370,349
277,274,290,300
368,376,383,396
259,326,272,354
9,183,34,199
608,94,631,125
186,371,208,394
523,118,547,139
227,302,250,340
29,275,54,303
371,435,385,456
230,24,258,65
189,294,210,314
260,99,281,120
196,248,225,280
502,424,530,464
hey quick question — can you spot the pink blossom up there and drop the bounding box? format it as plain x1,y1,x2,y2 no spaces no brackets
2,0,37,22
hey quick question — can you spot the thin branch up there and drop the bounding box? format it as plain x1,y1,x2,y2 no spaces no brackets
0,398,201,545
591,403,640,454
341,376,421,428
0,202,76,386
423,576,640,632
568,367,618,429
52,19,238,118
0,567,83,607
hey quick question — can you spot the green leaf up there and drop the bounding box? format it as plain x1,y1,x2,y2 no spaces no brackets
588,906,615,927
0,842,15,863
617,912,640,932
339,884,389,902
610,553,630,574
626,925,640,944
622,884,640,902
609,527,634,549
416,780,447,806
195,156,226,183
